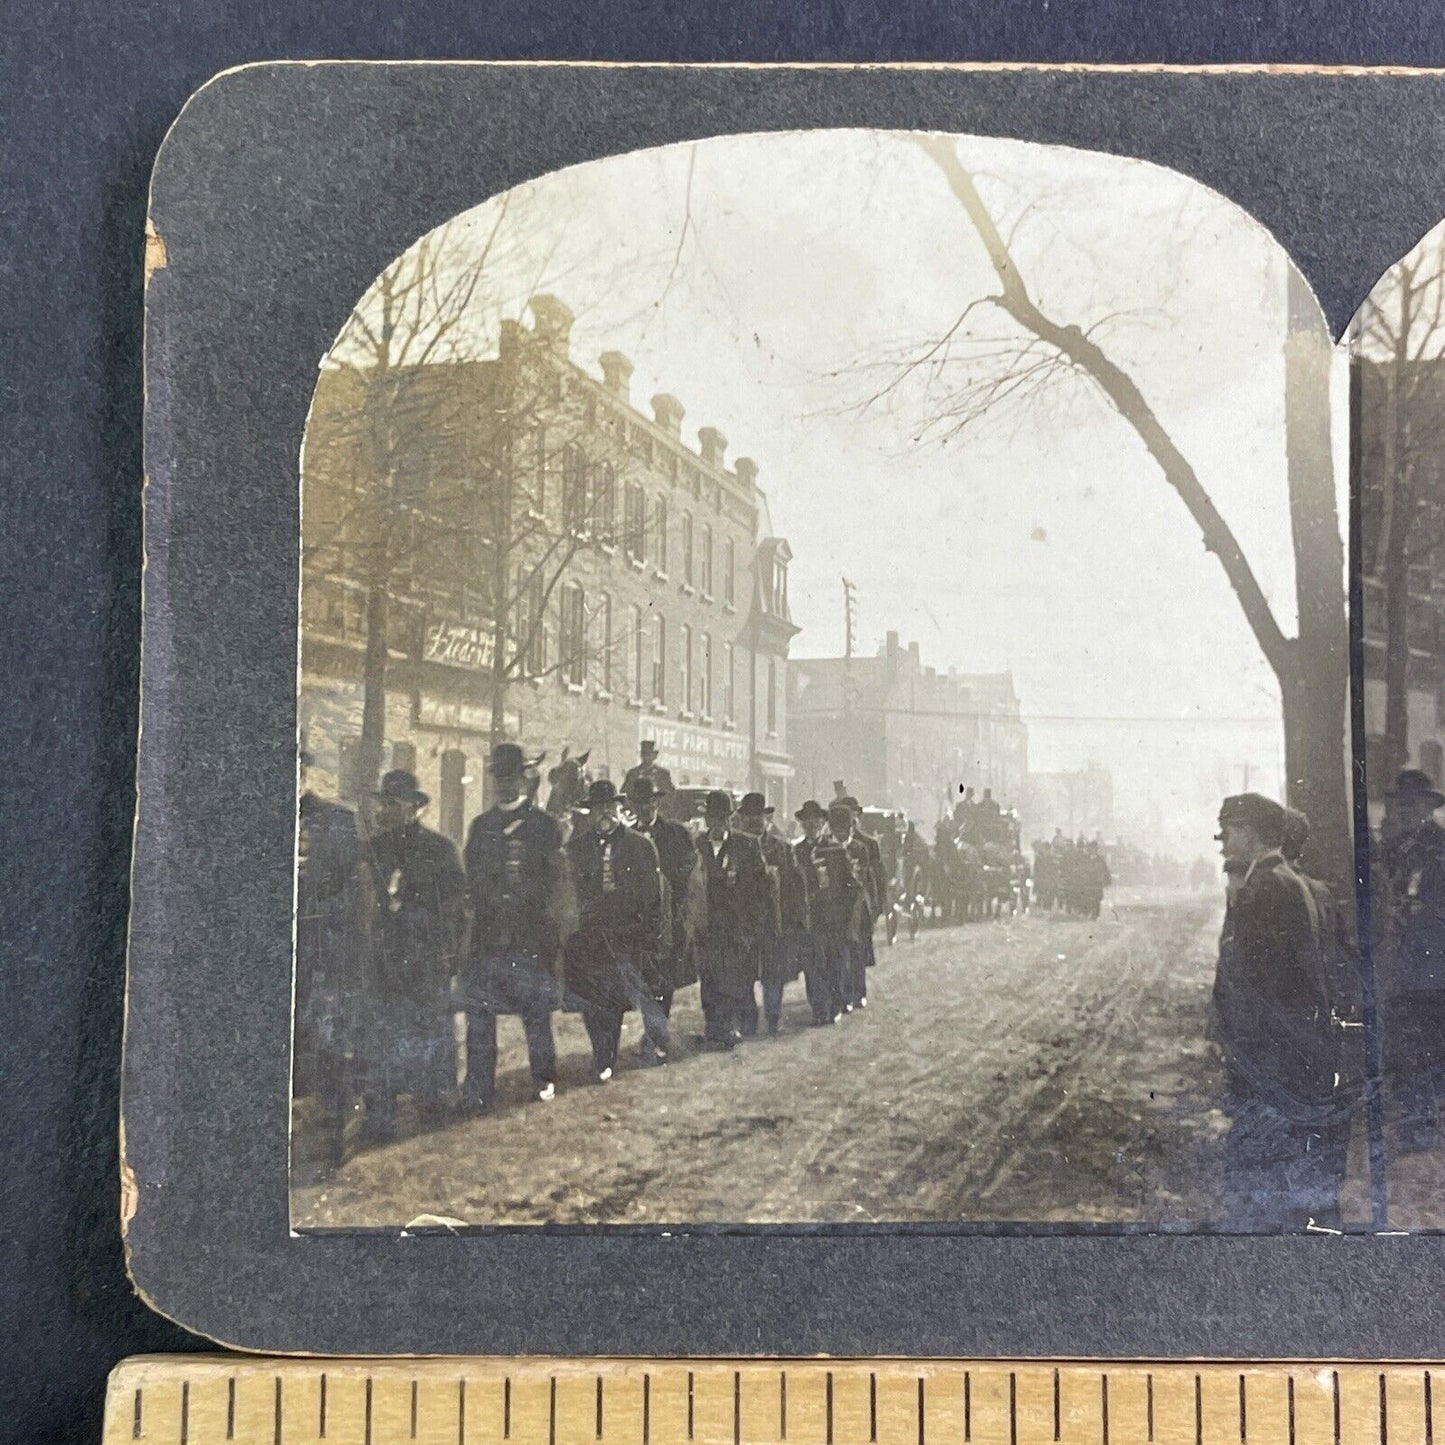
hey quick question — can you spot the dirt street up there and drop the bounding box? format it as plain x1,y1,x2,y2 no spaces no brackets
295,886,1297,1229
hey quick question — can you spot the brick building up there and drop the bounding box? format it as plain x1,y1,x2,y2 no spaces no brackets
299,293,798,844
786,632,1029,823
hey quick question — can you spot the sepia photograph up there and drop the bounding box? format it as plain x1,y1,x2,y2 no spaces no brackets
288,127,1367,1233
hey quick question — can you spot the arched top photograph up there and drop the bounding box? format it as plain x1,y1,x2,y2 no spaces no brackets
288,126,1360,1234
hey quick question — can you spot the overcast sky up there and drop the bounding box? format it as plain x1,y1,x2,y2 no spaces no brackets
332,129,1349,857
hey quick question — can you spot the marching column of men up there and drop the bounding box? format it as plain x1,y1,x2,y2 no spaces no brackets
295,743,893,1164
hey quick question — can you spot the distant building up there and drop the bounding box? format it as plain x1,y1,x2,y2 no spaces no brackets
1357,356,1445,809
300,293,798,842
786,632,1029,821
1021,764,1115,842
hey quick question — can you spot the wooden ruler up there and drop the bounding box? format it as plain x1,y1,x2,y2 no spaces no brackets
105,1358,1441,1445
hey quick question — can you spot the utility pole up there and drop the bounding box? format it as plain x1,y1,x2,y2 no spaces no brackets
842,576,857,718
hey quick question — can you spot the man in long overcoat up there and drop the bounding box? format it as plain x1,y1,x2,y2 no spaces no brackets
625,775,699,1064
361,768,469,1139
1209,792,1353,1230
295,749,370,1164
458,743,567,1112
794,801,865,1025
695,790,772,1049
565,778,666,1080
735,792,805,1035
1377,768,1445,1150
839,796,885,1009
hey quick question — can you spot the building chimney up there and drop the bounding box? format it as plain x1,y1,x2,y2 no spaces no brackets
909,641,921,669
527,294,573,358
734,457,759,491
652,393,685,436
698,427,728,468
598,350,633,401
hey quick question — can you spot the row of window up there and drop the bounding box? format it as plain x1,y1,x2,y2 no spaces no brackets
537,438,740,603
551,584,779,733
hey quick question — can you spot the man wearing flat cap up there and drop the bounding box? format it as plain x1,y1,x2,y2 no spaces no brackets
694,790,772,1049
360,768,469,1139
1209,791,1354,1229
564,778,666,1080
626,775,700,1063
459,743,567,1112
1377,767,1445,1149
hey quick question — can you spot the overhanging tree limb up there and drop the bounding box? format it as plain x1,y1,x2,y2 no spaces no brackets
911,134,1295,681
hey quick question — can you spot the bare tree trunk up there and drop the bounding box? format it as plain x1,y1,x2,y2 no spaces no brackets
1283,270,1354,896
1382,525,1413,785
358,581,389,795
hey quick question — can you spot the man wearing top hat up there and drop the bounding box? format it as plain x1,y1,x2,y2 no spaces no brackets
1209,791,1354,1229
564,778,667,1080
458,743,567,1112
795,801,865,1026
694,790,772,1049
625,774,700,1063
1376,767,1445,1149
295,740,369,1166
838,796,886,1010
734,792,805,1036
360,768,469,1139
622,739,676,819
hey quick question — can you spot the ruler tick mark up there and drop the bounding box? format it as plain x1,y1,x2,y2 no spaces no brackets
1427,1371,1434,1445
964,1373,972,1443
1146,1375,1154,1443
871,1373,879,1444
181,1382,190,1445
411,1380,419,1440
1380,1372,1389,1445
1195,1374,1203,1445
365,1379,373,1445
1102,1374,1110,1445
551,1377,558,1445
1011,1372,1018,1445
827,1372,835,1445
132,1387,142,1439
320,1373,328,1438
1054,1369,1061,1442
688,1372,695,1442
459,1378,466,1445
597,1375,605,1439
1288,1377,1296,1445
1239,1374,1247,1444
919,1376,927,1445
504,1378,511,1439
1334,1371,1342,1445
735,1371,742,1445
643,1375,651,1445
226,1379,235,1441
780,1371,787,1440
274,1376,283,1445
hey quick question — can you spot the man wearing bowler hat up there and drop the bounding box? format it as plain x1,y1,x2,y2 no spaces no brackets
735,792,804,1035
564,778,667,1080
459,743,567,1112
1209,792,1354,1229
795,801,865,1026
694,790,771,1049
1377,767,1445,1149
625,774,699,1063
360,767,469,1139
